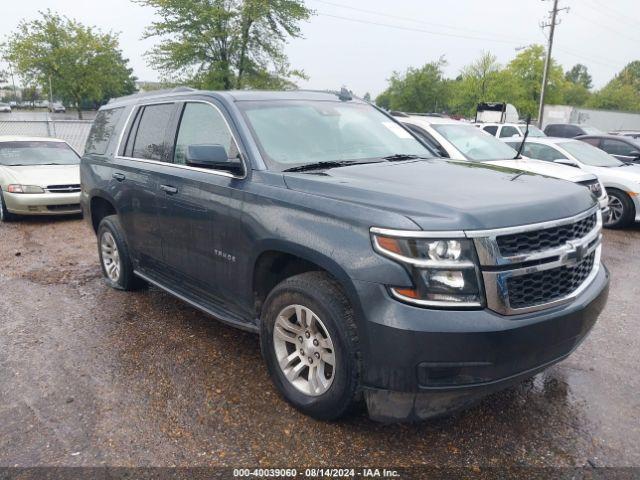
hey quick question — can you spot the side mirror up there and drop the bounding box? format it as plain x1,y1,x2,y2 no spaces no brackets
629,150,640,158
554,158,580,168
185,144,243,174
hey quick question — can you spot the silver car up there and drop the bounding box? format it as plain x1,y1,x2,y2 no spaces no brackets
0,103,12,113
0,136,81,221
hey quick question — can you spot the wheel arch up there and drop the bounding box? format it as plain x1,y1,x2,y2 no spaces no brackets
89,192,118,233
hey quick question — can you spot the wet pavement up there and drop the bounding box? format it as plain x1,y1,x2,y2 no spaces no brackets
0,216,638,468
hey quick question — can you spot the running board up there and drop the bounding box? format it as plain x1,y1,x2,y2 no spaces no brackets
134,270,259,334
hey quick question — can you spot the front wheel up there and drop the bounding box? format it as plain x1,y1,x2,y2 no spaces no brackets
260,272,362,420
605,189,635,229
0,190,17,222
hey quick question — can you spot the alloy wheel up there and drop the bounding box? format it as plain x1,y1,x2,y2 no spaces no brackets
101,231,121,282
606,196,624,226
272,304,336,396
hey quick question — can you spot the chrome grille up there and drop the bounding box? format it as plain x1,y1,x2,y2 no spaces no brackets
496,212,597,257
506,251,596,309
470,207,602,315
45,184,81,193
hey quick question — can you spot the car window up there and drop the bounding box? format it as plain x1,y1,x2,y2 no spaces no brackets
174,102,239,165
525,125,546,137
499,126,520,138
601,139,637,157
580,137,600,147
238,100,432,170
520,143,567,161
85,107,124,155
405,124,449,158
482,125,498,136
130,103,175,161
559,141,623,167
0,141,80,166
431,124,517,161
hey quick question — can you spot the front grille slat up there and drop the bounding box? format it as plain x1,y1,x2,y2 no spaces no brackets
45,184,81,193
506,252,595,309
496,213,597,257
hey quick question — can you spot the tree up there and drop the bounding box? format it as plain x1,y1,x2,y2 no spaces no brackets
375,57,450,112
4,11,136,118
136,0,313,90
363,92,371,102
588,61,640,112
565,63,592,89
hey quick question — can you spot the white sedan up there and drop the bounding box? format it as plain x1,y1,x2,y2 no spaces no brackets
504,137,640,228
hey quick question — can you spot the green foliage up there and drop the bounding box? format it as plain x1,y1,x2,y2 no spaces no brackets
565,63,593,89
588,61,640,112
136,0,312,90
4,10,136,118
375,57,450,112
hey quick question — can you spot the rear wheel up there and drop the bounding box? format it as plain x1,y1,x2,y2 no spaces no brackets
260,271,361,420
605,189,635,228
0,190,17,222
97,215,146,290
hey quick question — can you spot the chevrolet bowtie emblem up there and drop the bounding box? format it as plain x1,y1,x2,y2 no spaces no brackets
566,240,587,263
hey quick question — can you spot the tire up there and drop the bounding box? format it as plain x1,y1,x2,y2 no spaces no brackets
605,189,635,229
260,271,362,421
0,190,17,222
97,215,146,290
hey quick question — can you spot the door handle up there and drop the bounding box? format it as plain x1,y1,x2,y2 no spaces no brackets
160,184,178,195
112,172,126,182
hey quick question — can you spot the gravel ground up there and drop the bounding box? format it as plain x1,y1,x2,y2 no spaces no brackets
0,216,638,469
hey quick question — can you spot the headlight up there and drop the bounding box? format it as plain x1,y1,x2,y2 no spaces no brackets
371,229,483,307
7,184,45,194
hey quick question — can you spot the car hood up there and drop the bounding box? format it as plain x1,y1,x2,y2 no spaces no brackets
586,164,640,185
484,158,595,182
283,159,595,231
0,164,80,187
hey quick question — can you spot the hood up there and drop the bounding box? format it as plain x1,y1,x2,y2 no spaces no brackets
283,159,596,231
589,164,640,184
485,158,595,182
0,164,80,187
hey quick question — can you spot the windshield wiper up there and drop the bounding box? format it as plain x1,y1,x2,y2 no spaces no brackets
283,160,363,173
513,115,532,159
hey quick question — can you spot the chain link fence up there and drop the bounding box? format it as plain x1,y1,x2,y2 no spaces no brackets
0,118,93,154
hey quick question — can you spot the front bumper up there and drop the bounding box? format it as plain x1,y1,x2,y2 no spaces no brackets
3,191,82,216
353,264,609,422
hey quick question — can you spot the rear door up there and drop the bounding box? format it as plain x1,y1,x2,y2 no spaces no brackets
154,99,249,314
115,102,180,271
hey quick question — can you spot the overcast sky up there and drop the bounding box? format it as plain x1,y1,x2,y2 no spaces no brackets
2,0,639,97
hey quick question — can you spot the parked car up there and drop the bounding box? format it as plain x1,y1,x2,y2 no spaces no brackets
543,123,602,138
0,136,82,221
504,137,640,228
0,103,12,113
81,89,608,422
609,130,640,140
49,102,66,113
475,122,546,139
577,134,640,164
395,115,609,215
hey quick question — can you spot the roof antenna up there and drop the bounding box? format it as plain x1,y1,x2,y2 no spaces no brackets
514,114,531,159
337,87,352,102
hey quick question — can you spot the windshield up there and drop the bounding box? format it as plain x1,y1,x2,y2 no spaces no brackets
0,141,80,166
238,100,432,170
431,124,518,161
581,126,603,135
525,125,546,137
559,140,623,167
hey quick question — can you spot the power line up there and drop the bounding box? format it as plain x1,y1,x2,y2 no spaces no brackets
311,0,533,45
581,0,638,30
571,11,640,44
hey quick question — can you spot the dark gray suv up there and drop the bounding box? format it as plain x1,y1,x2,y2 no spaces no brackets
81,88,609,422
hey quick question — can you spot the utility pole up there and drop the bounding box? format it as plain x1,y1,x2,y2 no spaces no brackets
538,0,568,128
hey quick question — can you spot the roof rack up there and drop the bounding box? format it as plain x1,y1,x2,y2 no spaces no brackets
107,86,196,104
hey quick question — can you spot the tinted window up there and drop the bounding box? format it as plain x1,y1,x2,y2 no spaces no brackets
601,139,637,157
0,141,80,166
500,126,520,138
131,104,175,161
85,107,124,155
580,137,600,147
174,103,239,165
483,125,498,136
